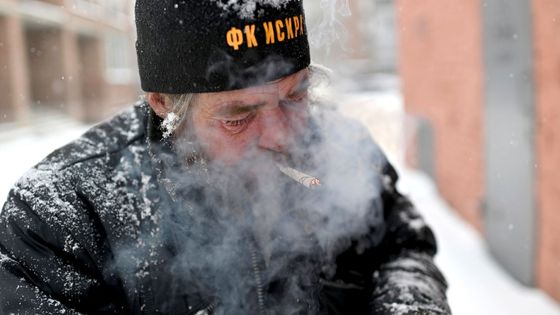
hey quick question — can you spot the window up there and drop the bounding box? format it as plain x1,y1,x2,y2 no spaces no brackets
104,33,133,84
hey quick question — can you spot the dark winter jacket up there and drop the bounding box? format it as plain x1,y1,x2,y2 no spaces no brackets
0,102,451,314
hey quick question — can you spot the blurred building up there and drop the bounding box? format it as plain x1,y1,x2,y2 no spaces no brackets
305,0,397,76
0,0,139,124
303,0,404,165
398,0,560,303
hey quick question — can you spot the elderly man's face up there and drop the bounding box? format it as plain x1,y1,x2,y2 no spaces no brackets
188,69,311,166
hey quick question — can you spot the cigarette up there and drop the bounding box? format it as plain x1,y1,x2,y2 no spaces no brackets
276,163,321,188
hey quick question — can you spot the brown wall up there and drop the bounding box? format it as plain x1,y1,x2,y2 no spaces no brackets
78,35,104,121
26,27,66,107
396,0,485,229
0,15,30,122
533,0,560,302
0,17,13,119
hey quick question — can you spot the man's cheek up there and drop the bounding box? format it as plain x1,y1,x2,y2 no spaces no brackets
193,122,228,160
286,108,310,136
202,129,255,164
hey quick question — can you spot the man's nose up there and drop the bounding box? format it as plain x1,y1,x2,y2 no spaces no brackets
257,106,291,153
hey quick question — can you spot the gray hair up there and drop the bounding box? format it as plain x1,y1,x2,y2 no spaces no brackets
164,93,197,131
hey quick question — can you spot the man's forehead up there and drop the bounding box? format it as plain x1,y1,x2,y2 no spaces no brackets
236,68,309,93
234,68,308,92
201,69,310,111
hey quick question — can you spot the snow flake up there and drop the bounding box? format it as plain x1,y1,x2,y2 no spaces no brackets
210,0,293,19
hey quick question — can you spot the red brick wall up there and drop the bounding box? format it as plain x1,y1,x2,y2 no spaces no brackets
396,0,485,229
533,0,560,302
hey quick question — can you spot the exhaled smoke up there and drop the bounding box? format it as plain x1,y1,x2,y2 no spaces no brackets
124,88,385,314
112,60,387,314
308,0,352,54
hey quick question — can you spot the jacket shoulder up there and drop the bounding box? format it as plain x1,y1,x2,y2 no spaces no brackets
1,102,150,240
39,102,149,172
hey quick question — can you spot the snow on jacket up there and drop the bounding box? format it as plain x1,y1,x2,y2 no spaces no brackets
0,102,451,314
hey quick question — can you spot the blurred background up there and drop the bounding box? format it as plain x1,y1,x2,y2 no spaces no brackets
1,0,559,314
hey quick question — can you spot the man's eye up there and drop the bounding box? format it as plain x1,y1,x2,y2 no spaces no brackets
222,114,254,131
289,92,308,102
281,93,308,108
224,119,246,127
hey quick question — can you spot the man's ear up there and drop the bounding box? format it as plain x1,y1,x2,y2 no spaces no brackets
146,93,170,118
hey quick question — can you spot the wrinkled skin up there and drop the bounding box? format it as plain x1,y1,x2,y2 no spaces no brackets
149,69,311,166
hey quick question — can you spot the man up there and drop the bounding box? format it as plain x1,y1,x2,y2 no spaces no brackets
0,0,451,314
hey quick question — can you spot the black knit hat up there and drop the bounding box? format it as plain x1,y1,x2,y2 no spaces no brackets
135,0,311,94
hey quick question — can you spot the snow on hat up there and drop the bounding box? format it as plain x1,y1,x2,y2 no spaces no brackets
135,0,311,94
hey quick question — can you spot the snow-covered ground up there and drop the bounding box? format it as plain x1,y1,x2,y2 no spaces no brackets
398,170,560,315
0,103,559,315
0,111,90,204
